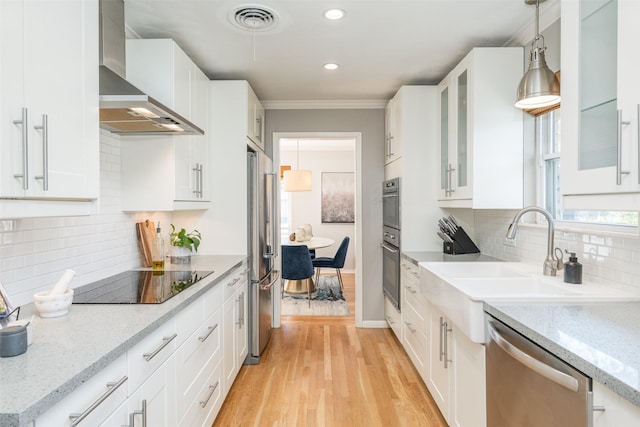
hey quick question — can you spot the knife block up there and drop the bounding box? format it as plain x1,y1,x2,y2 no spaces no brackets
443,227,480,255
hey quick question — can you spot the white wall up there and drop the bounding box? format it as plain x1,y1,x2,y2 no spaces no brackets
281,147,356,270
0,131,173,306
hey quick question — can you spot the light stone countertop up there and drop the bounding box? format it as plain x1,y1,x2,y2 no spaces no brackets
402,251,501,266
485,301,640,408
0,255,245,427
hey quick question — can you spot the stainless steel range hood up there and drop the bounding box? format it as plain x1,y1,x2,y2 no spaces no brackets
99,0,203,135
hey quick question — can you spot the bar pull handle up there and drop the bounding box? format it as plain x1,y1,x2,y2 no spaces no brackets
617,110,631,185
13,107,28,190
488,321,579,392
142,333,177,361
446,163,456,196
33,114,48,191
198,324,218,342
199,163,203,197
439,316,445,362
404,321,416,334
69,376,128,426
128,399,147,427
443,321,452,368
200,382,220,408
193,163,200,196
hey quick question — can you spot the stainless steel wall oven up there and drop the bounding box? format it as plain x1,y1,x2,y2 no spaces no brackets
382,178,401,310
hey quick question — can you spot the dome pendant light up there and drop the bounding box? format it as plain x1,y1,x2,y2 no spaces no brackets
283,140,312,192
515,0,560,109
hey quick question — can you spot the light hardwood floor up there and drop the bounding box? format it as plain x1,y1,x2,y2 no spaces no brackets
213,273,448,427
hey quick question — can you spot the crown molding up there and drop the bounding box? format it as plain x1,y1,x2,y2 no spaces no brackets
262,99,387,110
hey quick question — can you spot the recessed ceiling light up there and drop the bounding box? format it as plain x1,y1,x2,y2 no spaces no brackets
323,8,345,20
323,63,339,70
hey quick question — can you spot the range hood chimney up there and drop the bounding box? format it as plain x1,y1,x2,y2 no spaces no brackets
98,0,203,135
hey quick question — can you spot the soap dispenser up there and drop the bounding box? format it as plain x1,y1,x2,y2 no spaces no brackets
563,250,582,284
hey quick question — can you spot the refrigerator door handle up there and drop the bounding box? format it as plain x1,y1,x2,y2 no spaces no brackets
264,171,279,259
255,270,280,291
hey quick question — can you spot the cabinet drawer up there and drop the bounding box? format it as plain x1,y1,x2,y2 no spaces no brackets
403,298,427,336
384,295,402,340
203,276,225,318
127,319,177,394
175,297,204,348
402,312,428,379
179,354,224,427
176,306,223,416
223,265,248,300
36,354,128,427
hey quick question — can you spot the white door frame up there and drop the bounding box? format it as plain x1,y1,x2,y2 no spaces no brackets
273,131,363,328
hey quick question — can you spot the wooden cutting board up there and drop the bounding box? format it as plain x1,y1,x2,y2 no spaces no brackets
136,220,157,267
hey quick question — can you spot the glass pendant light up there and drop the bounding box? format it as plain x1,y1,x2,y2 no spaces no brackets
515,0,560,109
283,140,312,192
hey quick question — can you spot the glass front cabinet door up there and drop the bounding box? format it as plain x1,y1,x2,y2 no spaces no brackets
561,0,640,210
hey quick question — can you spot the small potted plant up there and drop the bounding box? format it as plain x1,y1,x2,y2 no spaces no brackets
169,224,201,264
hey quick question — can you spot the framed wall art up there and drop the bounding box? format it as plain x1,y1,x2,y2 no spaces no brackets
321,172,355,223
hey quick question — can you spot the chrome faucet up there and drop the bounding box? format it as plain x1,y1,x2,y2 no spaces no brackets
506,206,562,276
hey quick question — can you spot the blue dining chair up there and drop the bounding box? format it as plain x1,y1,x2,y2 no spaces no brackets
281,244,315,307
312,236,350,292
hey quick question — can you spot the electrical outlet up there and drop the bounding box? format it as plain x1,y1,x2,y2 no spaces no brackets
504,237,517,248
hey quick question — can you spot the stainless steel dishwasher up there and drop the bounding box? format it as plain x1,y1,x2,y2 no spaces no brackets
486,316,594,427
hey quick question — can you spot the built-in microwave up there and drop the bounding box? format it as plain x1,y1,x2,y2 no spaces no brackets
383,178,400,229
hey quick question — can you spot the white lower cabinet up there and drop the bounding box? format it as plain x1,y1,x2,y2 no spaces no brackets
129,354,177,427
222,269,249,395
384,295,402,340
401,261,428,382
593,380,640,427
32,263,248,427
427,305,486,427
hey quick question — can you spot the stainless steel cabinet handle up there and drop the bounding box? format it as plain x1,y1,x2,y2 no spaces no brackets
617,110,631,185
142,333,177,361
386,316,395,325
12,107,28,190
200,381,219,408
439,317,445,362
198,324,218,342
199,163,203,197
256,116,263,142
406,286,417,294
68,376,128,426
388,134,395,157
128,399,147,427
193,163,200,196
488,321,579,392
443,321,452,369
33,114,48,191
446,163,456,196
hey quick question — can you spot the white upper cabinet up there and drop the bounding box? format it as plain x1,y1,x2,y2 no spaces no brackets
0,0,99,215
437,47,524,209
247,85,265,151
121,39,211,211
561,0,640,210
385,92,403,164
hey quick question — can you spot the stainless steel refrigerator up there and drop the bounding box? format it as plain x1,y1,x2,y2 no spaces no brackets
246,150,279,364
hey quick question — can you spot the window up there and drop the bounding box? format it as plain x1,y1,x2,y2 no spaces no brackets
538,110,638,228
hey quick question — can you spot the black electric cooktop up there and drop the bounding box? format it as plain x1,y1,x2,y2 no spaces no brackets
72,270,214,304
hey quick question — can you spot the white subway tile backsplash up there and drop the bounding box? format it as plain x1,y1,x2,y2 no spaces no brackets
0,132,174,306
474,209,640,290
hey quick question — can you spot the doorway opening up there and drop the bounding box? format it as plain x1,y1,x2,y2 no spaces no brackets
273,132,362,327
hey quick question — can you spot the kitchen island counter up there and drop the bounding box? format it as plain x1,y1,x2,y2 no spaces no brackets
402,250,500,266
0,255,245,427
485,301,640,408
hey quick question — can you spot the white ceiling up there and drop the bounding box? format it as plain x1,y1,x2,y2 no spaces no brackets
124,0,560,105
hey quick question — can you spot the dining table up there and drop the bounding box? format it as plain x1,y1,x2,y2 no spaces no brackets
281,236,335,294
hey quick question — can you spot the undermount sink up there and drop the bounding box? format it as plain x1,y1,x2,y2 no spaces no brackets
419,261,640,344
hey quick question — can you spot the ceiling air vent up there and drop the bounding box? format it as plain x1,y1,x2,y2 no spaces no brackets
230,5,279,32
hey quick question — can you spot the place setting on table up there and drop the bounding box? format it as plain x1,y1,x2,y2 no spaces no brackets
280,225,349,316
